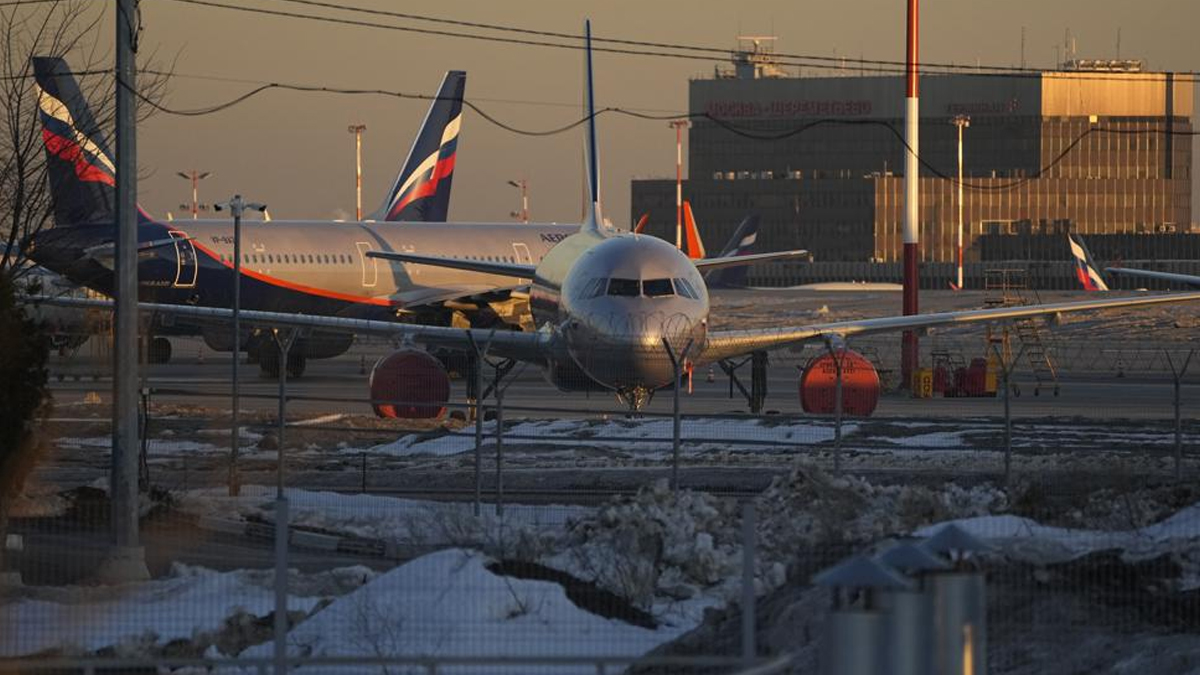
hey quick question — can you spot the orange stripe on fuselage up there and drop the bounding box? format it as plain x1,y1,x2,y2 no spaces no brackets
174,227,398,308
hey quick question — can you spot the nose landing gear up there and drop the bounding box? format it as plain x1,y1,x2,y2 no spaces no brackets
617,385,653,414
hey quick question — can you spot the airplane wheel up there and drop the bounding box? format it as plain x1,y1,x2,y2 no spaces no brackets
286,353,307,379
1054,386,1060,397
259,349,280,378
1012,384,1021,397
148,337,172,364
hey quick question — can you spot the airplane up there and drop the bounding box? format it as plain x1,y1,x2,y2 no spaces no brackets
23,56,584,376
31,22,1200,413
1069,233,1200,290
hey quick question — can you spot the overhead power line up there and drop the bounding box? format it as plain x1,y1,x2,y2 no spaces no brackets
163,0,1200,84
118,73,1199,193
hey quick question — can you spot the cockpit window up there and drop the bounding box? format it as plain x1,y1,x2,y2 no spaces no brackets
674,277,700,299
581,278,607,298
607,278,641,297
642,278,675,297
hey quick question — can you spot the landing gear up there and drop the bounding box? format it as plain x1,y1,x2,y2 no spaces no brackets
259,349,307,378
718,350,768,413
617,385,653,414
148,337,172,364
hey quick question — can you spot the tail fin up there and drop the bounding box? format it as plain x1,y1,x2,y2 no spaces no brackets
704,215,761,288
682,201,706,259
33,56,117,226
376,70,465,222
1068,233,1109,291
582,20,603,232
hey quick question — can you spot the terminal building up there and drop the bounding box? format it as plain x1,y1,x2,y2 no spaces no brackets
631,41,1196,288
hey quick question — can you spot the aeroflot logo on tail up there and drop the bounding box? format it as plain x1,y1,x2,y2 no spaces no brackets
36,84,116,187
386,114,460,218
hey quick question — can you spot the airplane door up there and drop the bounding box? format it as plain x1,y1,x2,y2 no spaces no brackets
355,241,378,288
512,242,533,265
170,230,198,288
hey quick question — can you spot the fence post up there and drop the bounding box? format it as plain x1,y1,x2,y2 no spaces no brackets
1166,349,1194,482
273,495,289,675
662,337,693,493
741,501,758,664
824,338,845,474
494,372,505,519
466,332,494,518
991,342,1013,484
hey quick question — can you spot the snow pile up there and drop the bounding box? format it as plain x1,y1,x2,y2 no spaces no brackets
516,468,1005,619
0,564,372,657
755,466,1008,563
543,481,776,612
369,417,856,458
241,549,682,674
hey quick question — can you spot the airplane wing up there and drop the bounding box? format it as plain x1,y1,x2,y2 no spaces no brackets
699,291,1200,363
27,296,548,363
391,284,526,309
366,251,535,279
1106,267,1200,289
693,249,808,272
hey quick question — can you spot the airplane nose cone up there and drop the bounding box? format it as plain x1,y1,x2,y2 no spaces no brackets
566,309,704,391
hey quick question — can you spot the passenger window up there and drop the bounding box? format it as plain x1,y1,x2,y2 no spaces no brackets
607,278,640,297
643,278,675,297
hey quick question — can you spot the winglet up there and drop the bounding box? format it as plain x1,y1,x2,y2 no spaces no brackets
582,20,603,233
633,213,649,234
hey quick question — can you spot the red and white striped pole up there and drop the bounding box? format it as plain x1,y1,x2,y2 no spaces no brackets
901,0,921,385
669,119,689,249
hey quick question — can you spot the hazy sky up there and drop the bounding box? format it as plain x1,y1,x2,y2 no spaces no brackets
81,1,1200,225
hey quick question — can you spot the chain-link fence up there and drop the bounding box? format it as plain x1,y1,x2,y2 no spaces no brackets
5,329,1200,673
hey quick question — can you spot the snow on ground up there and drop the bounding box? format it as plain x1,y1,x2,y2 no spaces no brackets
917,502,1200,587
177,487,588,549
0,564,337,657
368,418,858,458
55,436,222,456
240,549,700,674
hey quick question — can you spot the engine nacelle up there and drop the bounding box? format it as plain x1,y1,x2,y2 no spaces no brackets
370,349,451,419
799,349,880,416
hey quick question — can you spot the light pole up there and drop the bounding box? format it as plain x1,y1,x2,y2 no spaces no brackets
952,115,970,290
668,119,690,249
214,194,266,497
507,179,528,223
348,124,367,220
176,170,211,219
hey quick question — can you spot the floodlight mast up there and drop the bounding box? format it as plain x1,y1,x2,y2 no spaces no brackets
214,194,266,497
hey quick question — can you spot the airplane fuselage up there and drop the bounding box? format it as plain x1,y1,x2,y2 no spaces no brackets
28,218,577,324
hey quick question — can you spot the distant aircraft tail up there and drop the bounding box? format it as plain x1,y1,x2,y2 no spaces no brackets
376,70,465,222
705,215,761,288
682,201,706,259
1068,233,1109,291
33,56,117,226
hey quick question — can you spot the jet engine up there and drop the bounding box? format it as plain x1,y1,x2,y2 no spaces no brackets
798,349,880,416
369,349,450,419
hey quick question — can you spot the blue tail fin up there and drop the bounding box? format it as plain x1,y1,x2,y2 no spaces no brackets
377,70,465,222
705,215,760,288
1067,233,1109,291
33,56,117,226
